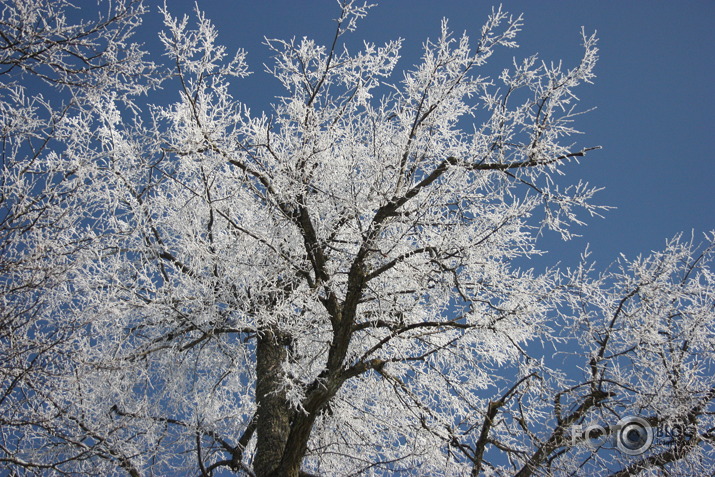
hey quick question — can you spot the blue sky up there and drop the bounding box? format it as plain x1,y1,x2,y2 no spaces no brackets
150,0,714,267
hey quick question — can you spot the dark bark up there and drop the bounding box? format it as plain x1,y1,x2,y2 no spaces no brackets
254,327,291,477
515,389,612,477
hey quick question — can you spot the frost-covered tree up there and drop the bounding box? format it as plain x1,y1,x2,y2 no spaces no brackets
2,2,713,476
0,0,158,472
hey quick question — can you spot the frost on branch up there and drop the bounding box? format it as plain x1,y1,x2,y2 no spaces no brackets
0,0,159,97
1,3,713,477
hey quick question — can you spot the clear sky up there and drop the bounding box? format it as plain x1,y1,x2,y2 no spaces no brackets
149,0,714,268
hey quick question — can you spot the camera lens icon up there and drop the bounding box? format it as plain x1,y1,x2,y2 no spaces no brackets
615,416,653,455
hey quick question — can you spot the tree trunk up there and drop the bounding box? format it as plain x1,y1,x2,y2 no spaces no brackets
254,327,291,477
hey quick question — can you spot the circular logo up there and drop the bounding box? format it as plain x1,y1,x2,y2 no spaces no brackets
615,416,653,455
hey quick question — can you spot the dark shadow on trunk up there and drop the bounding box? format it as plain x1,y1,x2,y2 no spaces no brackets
254,326,291,477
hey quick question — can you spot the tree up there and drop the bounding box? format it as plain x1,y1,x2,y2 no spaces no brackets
0,0,158,473
2,2,713,476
